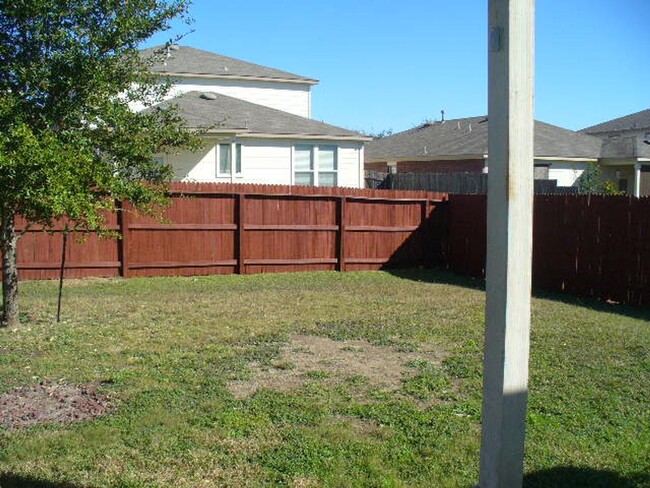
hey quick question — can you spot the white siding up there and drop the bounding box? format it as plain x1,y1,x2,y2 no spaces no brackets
167,77,311,117
172,145,218,182
542,160,589,187
337,143,363,188
168,138,364,188
236,140,292,185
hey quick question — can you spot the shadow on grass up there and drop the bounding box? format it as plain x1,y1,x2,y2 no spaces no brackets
386,267,486,291
386,267,650,322
0,474,82,488
523,466,650,488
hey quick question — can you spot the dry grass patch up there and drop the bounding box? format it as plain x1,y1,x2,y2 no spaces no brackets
228,334,446,399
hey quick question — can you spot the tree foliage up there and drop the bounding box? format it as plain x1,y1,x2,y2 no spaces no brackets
0,0,200,326
577,163,624,196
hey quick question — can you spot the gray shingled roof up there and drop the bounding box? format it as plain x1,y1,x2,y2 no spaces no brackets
366,116,603,162
581,108,650,134
147,91,367,140
141,45,317,84
601,135,650,159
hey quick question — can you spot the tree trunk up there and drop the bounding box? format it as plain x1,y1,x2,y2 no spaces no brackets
1,213,19,328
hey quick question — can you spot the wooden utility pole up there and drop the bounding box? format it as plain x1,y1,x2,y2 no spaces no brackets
479,0,535,486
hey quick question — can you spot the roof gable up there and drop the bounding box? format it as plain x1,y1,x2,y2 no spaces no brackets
141,45,318,84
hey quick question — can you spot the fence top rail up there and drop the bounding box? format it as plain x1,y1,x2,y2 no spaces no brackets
168,190,446,204
167,182,447,201
168,189,446,203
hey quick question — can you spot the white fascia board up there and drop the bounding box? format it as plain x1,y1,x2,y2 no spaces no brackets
534,156,598,162
235,132,371,142
158,71,319,86
197,129,370,142
190,128,244,135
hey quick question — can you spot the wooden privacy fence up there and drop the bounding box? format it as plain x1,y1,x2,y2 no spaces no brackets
16,183,447,280
15,184,650,306
446,194,650,306
365,171,578,195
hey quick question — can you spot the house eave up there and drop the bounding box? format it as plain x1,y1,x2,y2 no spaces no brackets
158,71,319,85
365,154,486,164
599,157,650,165
237,132,371,142
534,156,599,162
194,128,369,142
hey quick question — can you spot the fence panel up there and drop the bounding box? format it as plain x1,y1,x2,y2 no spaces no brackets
446,194,487,278
344,197,429,271
243,194,339,274
16,213,121,280
126,193,238,277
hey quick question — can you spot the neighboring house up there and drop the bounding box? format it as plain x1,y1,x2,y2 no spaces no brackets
365,116,602,188
140,45,369,187
580,108,650,196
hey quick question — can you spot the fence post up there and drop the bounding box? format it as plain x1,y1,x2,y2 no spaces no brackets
236,193,246,274
423,198,432,265
118,200,130,278
337,196,346,272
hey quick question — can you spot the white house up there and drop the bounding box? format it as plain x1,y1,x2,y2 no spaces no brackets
140,45,370,188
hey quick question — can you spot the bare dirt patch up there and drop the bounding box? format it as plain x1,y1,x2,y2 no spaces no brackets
228,334,444,399
0,381,111,429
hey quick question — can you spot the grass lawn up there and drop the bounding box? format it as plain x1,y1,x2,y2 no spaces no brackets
0,269,648,487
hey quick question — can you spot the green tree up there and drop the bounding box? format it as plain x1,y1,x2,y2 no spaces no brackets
0,0,199,327
577,163,623,195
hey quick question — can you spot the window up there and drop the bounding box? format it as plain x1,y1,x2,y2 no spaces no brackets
318,146,337,186
218,144,231,175
217,143,242,177
294,145,314,185
293,145,338,186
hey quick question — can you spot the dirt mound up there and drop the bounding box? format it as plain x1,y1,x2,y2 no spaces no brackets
228,334,444,399
0,381,111,429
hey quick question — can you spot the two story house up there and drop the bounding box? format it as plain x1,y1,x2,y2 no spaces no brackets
140,45,369,188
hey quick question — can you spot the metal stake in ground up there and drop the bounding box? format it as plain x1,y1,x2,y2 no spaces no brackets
56,224,69,323
479,0,535,486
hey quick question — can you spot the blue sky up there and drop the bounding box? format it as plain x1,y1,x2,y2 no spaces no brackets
144,0,649,134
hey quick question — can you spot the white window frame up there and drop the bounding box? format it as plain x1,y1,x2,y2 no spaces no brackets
216,142,243,178
293,144,315,186
292,144,338,187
